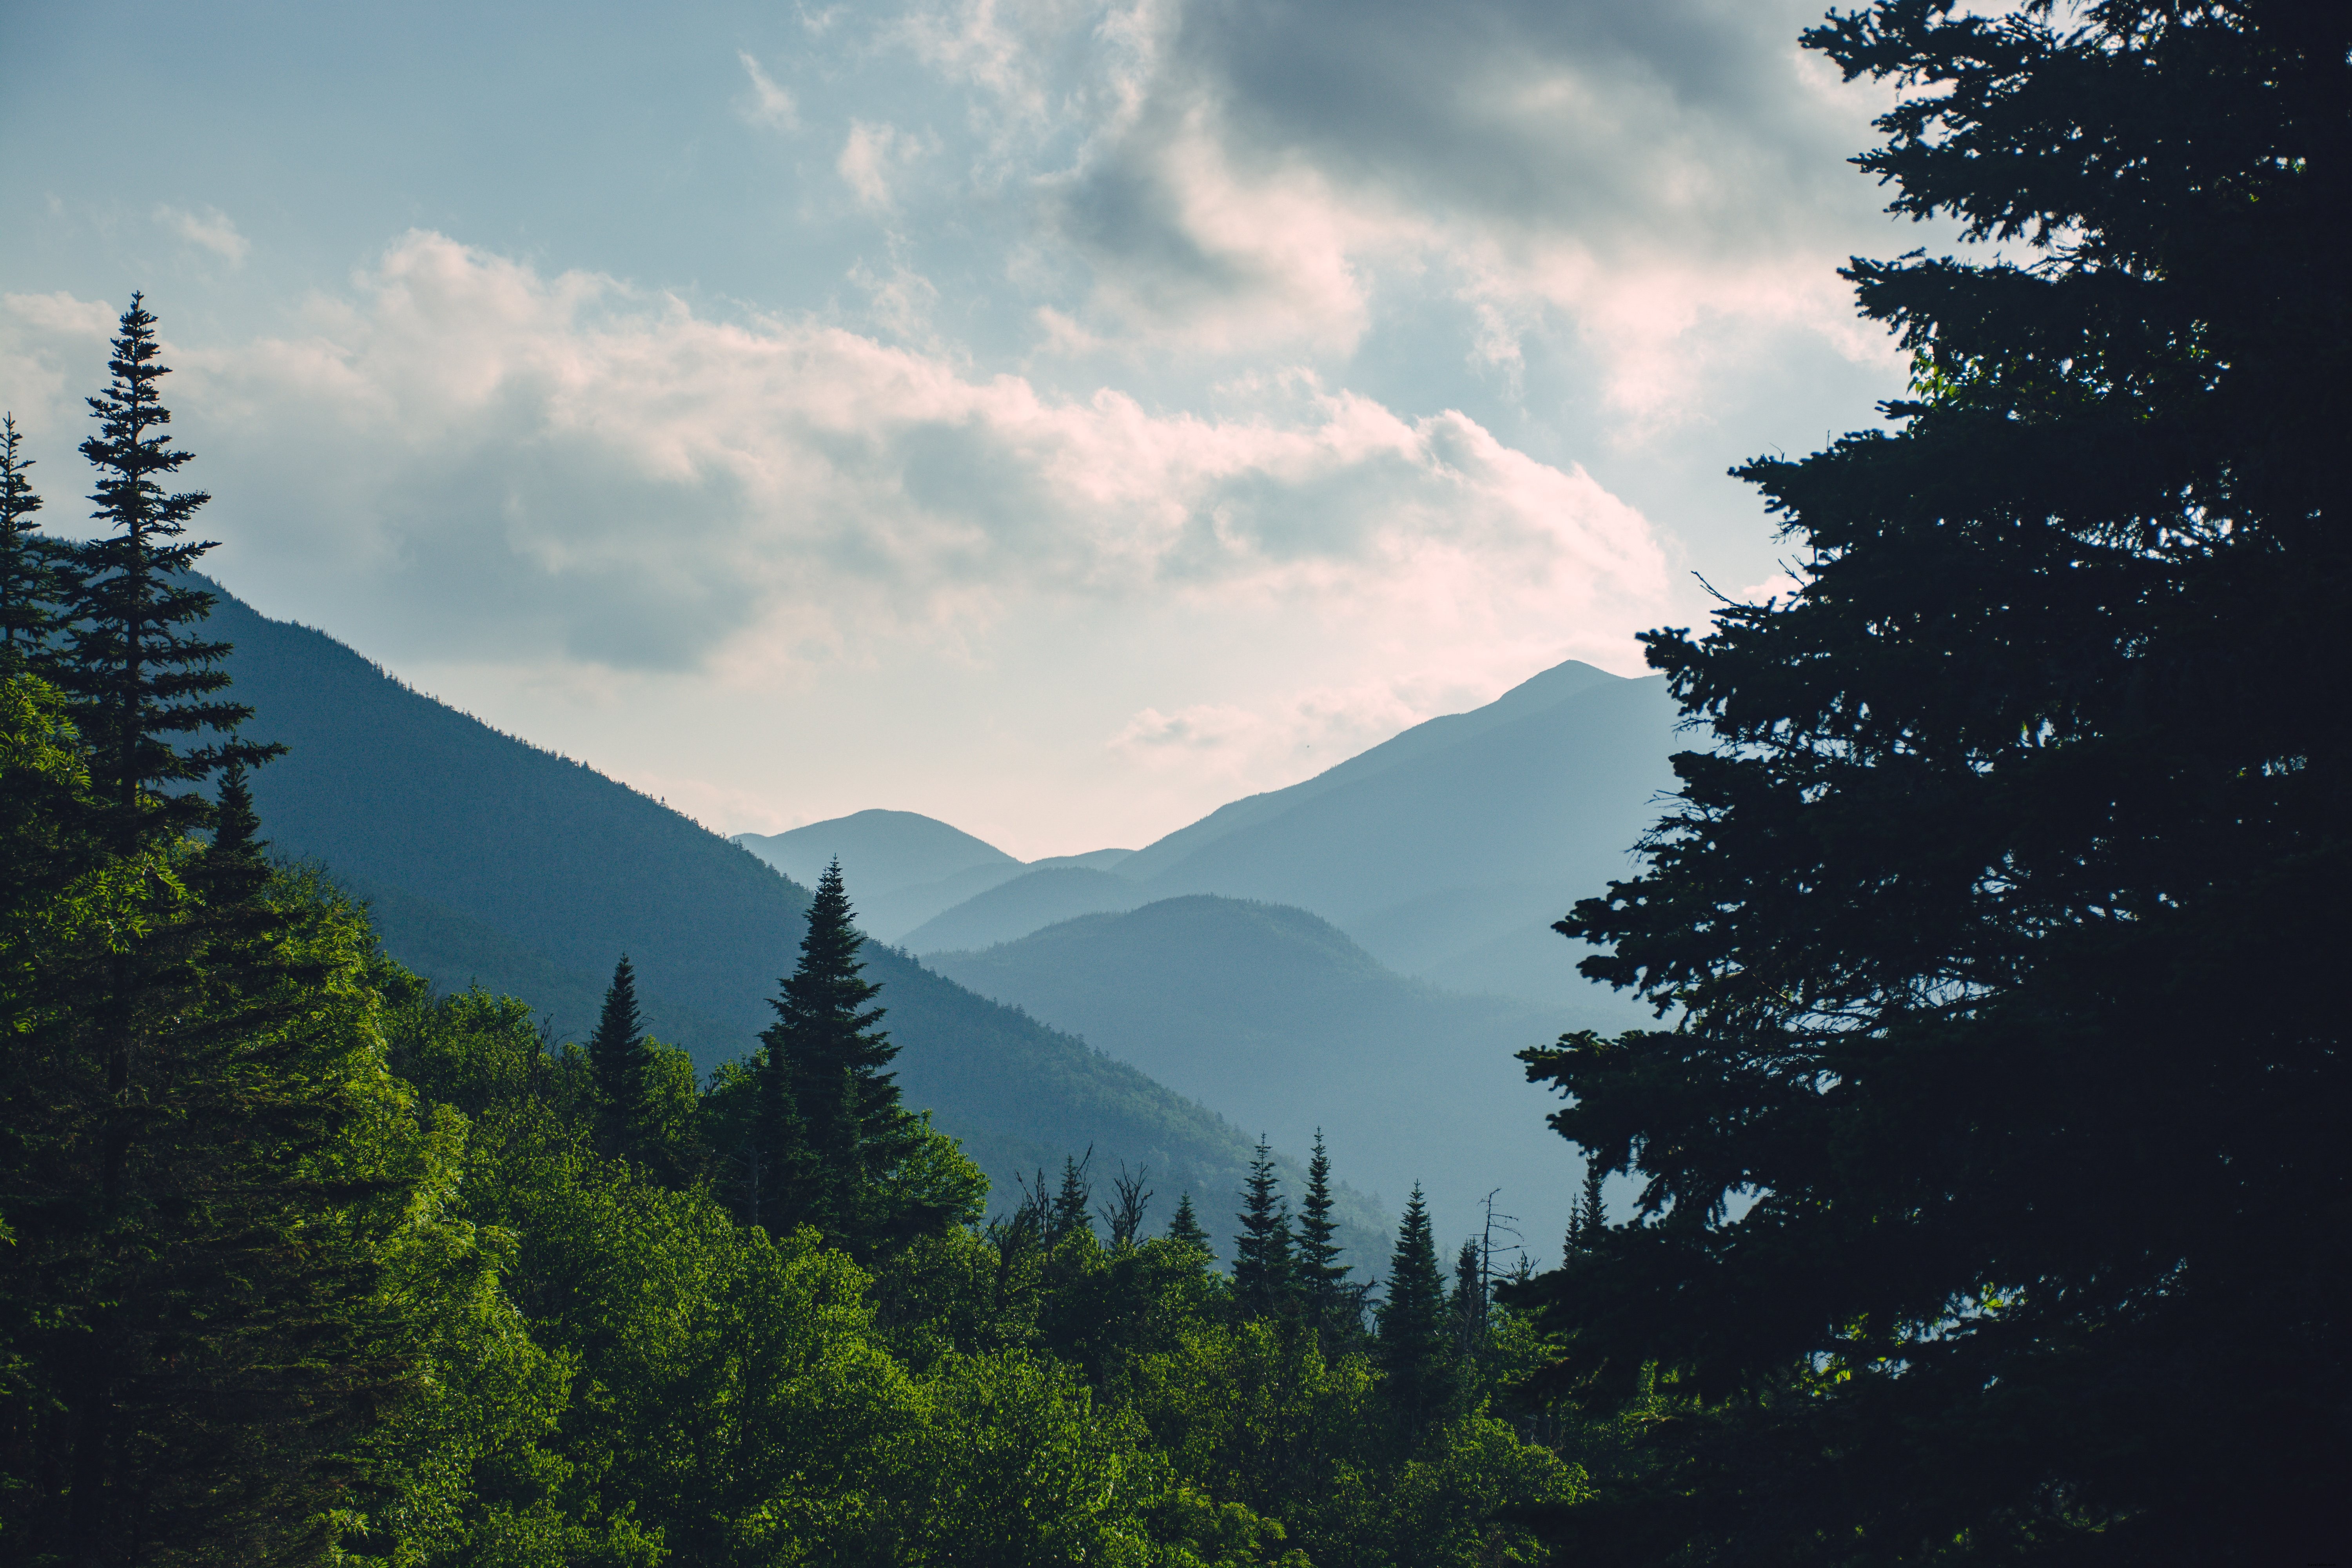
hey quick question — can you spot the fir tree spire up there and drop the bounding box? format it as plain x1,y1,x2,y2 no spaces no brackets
0,412,63,673
64,296,276,849
1377,1183,1451,1436
1168,1192,1210,1251
590,955,652,1163
1296,1130,1358,1341
1232,1136,1293,1317
1048,1150,1094,1243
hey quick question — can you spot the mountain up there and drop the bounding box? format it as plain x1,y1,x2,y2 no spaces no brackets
900,661,1676,1013
929,896,1584,1250
735,813,1136,942
201,581,1387,1260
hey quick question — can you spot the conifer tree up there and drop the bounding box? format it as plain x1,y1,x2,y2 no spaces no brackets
1526,4,2352,1557
1295,1130,1359,1343
61,296,275,851
0,412,64,672
1376,1185,1450,1438
1167,1192,1210,1252
1048,1151,1094,1243
1231,1138,1293,1317
1450,1240,1487,1356
1563,1160,1605,1258
759,862,914,1245
589,955,652,1163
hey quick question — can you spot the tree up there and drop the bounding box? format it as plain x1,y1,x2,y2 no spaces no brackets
1098,1161,1152,1247
0,412,63,672
1167,1193,1211,1252
61,296,275,852
1294,1131,1360,1345
1230,1138,1292,1317
589,954,653,1163
1375,1185,1450,1439
1561,1160,1604,1260
1449,1240,1486,1357
1524,2,2352,1560
1048,1151,1095,1244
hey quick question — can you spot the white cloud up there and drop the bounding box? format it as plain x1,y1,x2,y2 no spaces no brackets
0,233,1669,690
737,51,799,130
155,204,250,265
837,120,922,210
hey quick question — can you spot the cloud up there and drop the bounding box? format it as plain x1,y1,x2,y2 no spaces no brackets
837,120,922,210
155,204,250,265
737,51,799,130
0,233,1670,687
886,0,1902,425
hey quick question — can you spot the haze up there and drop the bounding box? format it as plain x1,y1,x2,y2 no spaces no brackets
0,0,1913,857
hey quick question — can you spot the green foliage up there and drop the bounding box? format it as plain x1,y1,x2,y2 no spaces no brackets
0,412,64,673
1528,2,2352,1561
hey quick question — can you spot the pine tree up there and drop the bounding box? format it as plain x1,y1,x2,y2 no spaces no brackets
1295,1130,1360,1343
1526,4,2352,1558
759,862,913,1246
1048,1150,1094,1243
1167,1192,1210,1252
0,412,64,672
589,955,652,1163
61,296,276,852
1450,1239,1487,1356
1563,1159,1605,1259
1376,1185,1450,1439
1230,1137,1293,1317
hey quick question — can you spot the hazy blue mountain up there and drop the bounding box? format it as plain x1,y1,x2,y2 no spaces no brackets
929,895,1599,1253
900,865,1146,952
902,662,1676,1009
737,808,1017,893
203,581,1386,1261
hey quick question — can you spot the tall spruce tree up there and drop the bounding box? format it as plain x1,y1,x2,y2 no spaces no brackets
1376,1185,1450,1439
759,861,912,1247
1294,1130,1359,1343
1523,3,2352,1560
1230,1137,1293,1317
1048,1151,1094,1243
0,412,63,672
62,296,274,851
588,955,652,1163
1167,1192,1210,1252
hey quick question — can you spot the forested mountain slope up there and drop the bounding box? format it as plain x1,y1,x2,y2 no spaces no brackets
931,895,1588,1248
900,661,1677,1009
206,582,1385,1254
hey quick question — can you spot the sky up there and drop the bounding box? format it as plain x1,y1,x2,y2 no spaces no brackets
0,0,1920,859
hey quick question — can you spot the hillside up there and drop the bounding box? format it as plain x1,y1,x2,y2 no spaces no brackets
930,896,1589,1248
204,581,1387,1259
899,662,1675,1012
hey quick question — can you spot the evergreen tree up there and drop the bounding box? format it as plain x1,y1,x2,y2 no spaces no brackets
61,296,275,852
1449,1240,1486,1356
589,954,652,1163
1048,1150,1094,1243
1526,3,2352,1558
1167,1192,1210,1252
1562,1160,1605,1259
1230,1137,1292,1317
0,412,64,671
1375,1185,1450,1439
1294,1130,1359,1343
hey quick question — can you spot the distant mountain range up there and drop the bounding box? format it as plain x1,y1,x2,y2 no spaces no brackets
202,581,1388,1264
928,897,1590,1250
738,659,1675,1012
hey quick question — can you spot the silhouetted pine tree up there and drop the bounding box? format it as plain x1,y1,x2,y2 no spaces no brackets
61,296,276,852
1376,1184,1450,1438
1167,1192,1210,1251
1231,1138,1293,1317
760,862,914,1245
1563,1159,1606,1259
0,412,64,673
589,955,653,1163
1296,1130,1360,1343
1451,1239,1488,1356
1048,1151,1094,1243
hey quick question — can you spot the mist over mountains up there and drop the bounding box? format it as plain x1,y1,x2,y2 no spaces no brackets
203,581,1389,1261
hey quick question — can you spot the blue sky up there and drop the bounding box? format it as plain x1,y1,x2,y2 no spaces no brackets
1,0,1917,856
